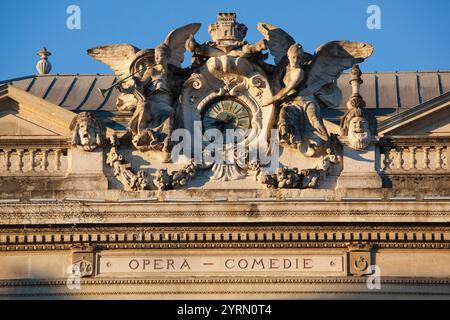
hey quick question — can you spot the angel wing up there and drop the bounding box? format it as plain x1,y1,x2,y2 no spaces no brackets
87,44,144,112
300,41,374,98
87,44,140,79
257,22,296,66
164,23,201,68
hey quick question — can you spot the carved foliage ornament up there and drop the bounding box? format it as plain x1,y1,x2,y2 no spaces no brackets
256,152,339,189
106,135,150,191
154,160,199,191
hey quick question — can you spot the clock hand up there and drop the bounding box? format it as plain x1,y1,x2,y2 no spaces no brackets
204,115,223,125
222,114,236,124
204,119,226,132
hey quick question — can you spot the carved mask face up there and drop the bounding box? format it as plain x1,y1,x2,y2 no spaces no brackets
348,116,371,150
78,120,97,149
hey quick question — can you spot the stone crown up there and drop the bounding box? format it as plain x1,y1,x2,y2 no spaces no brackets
208,12,248,44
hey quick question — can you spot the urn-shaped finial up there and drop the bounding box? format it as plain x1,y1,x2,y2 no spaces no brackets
36,47,52,75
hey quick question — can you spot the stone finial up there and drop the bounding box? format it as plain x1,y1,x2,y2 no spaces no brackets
341,65,377,150
36,47,52,75
349,64,363,99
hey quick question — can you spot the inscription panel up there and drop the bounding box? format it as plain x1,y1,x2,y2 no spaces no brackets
98,252,345,276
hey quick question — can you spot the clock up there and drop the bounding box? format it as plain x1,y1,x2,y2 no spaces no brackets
202,98,252,143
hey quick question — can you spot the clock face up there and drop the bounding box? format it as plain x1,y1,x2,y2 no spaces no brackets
202,98,252,142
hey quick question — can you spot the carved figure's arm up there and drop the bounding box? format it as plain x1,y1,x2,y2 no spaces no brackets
186,35,223,57
117,84,133,94
117,76,141,94
242,39,268,54
229,40,268,58
196,44,223,57
264,67,304,106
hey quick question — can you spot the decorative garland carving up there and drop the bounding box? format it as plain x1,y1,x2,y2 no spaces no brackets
254,151,339,189
106,135,150,191
154,160,200,191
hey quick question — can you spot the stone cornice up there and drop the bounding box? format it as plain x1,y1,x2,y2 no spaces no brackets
1,201,450,225
1,241,450,252
0,137,69,148
379,135,450,146
1,277,449,287
1,217,449,252
0,277,449,299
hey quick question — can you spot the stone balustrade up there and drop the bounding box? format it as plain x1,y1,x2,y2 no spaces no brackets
0,147,68,175
380,145,448,172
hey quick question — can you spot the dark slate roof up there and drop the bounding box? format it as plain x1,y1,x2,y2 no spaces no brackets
0,74,119,112
336,71,450,112
1,71,449,121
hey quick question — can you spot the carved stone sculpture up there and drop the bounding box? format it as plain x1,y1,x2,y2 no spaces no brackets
88,23,201,161
340,66,377,150
257,22,374,157
256,151,338,189
106,135,150,191
85,12,374,191
186,13,267,80
154,160,199,191
344,108,373,150
69,112,105,152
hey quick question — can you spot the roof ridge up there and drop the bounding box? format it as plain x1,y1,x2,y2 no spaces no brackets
2,71,450,83
0,75,37,85
0,74,118,83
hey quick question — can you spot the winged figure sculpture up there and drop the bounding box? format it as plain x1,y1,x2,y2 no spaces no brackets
87,23,201,160
257,22,373,156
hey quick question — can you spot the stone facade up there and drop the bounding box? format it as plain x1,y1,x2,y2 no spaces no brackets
0,13,449,299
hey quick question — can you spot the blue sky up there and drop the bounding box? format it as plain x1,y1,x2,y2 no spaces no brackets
0,0,449,80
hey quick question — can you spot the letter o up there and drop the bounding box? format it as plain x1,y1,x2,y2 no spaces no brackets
238,259,249,269
129,259,139,270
